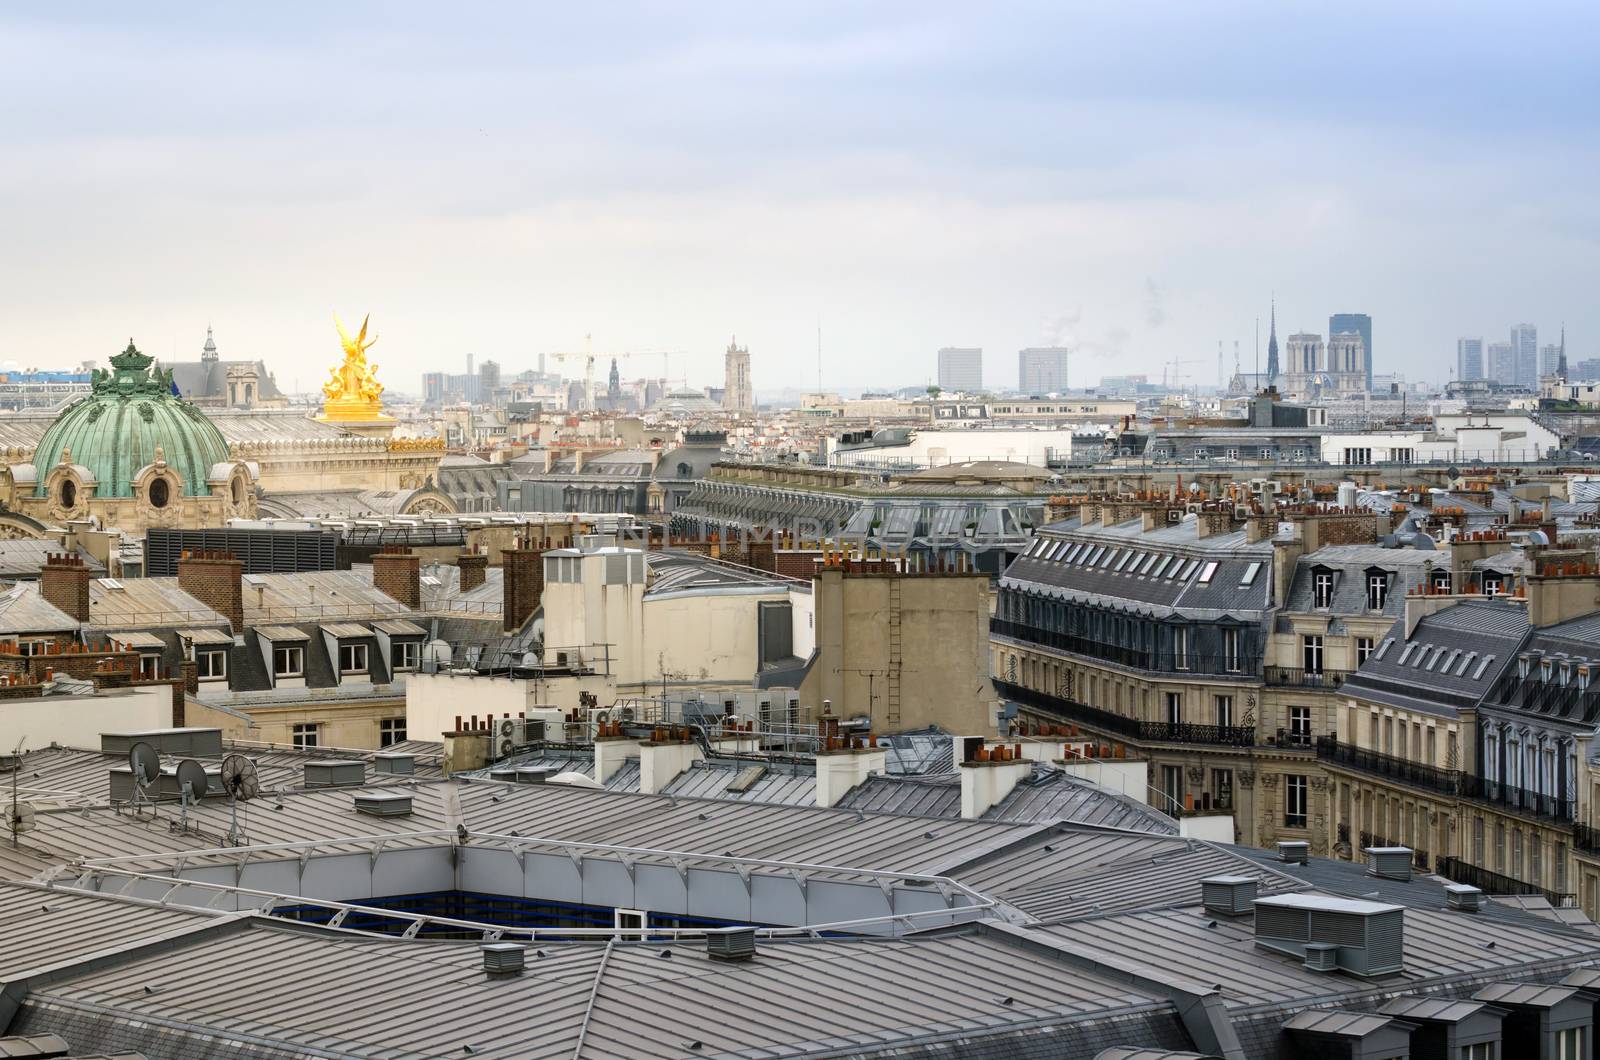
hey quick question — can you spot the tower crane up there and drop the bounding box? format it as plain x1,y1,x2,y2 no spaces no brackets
544,340,689,410
1163,357,1199,391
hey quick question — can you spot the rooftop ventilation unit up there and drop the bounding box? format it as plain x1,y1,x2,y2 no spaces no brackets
303,760,365,788
1445,884,1485,912
1253,894,1405,976
1201,875,1258,916
706,927,757,962
353,790,413,817
1303,942,1340,972
515,766,556,784
487,768,518,783
101,728,224,757
1365,846,1414,882
481,942,525,976
372,753,414,776
1277,840,1310,865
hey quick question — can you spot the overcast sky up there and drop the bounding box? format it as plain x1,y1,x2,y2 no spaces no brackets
1,2,1595,395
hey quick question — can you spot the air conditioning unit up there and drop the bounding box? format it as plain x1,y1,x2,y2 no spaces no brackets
706,927,757,962
1233,505,1253,520
1444,883,1485,912
1166,509,1183,523
1303,942,1340,972
1264,480,1283,493
1365,846,1413,882
1253,893,1405,976
1201,875,1258,916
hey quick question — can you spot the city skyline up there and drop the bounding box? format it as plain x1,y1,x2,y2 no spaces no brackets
1,3,1595,392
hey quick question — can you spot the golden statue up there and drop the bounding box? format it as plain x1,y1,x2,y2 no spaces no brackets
320,312,389,422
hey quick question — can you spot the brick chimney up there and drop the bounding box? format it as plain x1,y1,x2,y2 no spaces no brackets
40,552,91,623
457,551,488,593
178,550,244,632
501,537,547,633
372,546,421,611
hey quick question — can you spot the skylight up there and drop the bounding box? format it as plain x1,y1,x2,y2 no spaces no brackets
1197,561,1218,584
1150,556,1171,578
1240,562,1261,587
1374,637,1394,660
1140,553,1159,575
1472,655,1496,680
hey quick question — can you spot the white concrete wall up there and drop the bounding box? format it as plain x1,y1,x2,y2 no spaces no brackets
0,684,172,751
406,671,543,742
1179,815,1236,844
829,428,1075,470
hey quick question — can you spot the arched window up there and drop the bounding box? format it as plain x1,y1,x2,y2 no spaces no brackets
60,480,76,508
149,477,170,508
231,477,243,505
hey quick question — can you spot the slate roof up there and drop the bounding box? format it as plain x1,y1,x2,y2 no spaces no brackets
1282,544,1438,619
1339,601,1529,717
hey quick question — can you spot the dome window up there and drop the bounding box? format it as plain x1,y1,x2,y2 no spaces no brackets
59,480,76,508
231,477,243,505
149,478,170,509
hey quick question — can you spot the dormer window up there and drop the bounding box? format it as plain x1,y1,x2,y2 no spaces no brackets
1366,570,1390,610
1518,654,1531,679
1483,572,1504,596
1313,569,1335,609
1429,569,1452,594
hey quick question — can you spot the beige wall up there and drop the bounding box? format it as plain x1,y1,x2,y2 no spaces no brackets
0,685,173,750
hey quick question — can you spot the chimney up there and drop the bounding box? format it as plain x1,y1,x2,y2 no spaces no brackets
456,551,488,593
958,742,1033,818
39,552,91,623
176,550,244,633
501,538,546,633
372,546,421,610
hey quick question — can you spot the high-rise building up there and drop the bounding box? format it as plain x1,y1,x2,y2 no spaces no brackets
1328,313,1372,392
1540,343,1563,378
1511,323,1538,387
1456,338,1484,382
1487,341,1517,384
722,338,753,412
1017,347,1070,394
422,372,446,404
937,347,983,392
479,359,501,402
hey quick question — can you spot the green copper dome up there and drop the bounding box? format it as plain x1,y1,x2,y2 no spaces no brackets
33,341,231,499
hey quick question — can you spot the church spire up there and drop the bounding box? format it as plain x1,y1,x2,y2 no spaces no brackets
201,325,218,364
1559,324,1568,380
1265,297,1279,384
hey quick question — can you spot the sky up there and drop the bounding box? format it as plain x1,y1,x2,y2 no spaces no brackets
1,1,1597,396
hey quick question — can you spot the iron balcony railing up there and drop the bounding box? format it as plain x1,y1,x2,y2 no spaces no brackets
1436,856,1576,908
994,680,1257,747
1264,666,1352,690
1317,737,1574,822
990,620,1260,678
1487,673,1600,725
1574,822,1600,855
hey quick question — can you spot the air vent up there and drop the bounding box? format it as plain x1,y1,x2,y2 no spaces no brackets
515,766,556,784
487,768,518,783
1277,840,1310,865
1201,875,1258,916
353,790,413,817
304,760,365,788
1445,883,1485,912
1253,893,1405,976
1365,846,1413,882
706,927,757,962
1303,942,1340,972
481,942,525,976
372,753,415,776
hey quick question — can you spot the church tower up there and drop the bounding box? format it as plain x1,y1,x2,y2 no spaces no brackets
1265,300,1280,385
201,326,219,364
723,337,753,413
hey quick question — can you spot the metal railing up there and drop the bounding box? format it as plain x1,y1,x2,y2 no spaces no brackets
1436,856,1576,908
1317,737,1574,822
995,680,1257,747
991,620,1261,678
1264,666,1352,690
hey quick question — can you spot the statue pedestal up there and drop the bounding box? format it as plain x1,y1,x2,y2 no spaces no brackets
316,409,397,439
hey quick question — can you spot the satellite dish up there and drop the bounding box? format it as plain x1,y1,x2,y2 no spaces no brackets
176,759,209,800
5,801,34,835
128,741,159,787
220,754,260,801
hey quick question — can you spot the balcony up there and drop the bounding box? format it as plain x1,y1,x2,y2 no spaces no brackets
1317,737,1573,822
994,680,1257,747
1436,856,1576,908
1264,666,1351,690
990,619,1260,678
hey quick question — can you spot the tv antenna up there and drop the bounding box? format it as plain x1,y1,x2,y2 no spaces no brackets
174,759,209,835
219,754,260,847
127,740,160,816
7,737,32,849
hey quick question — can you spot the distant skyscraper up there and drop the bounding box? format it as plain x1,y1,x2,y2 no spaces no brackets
479,359,500,401
1456,338,1484,382
937,347,983,392
422,372,446,404
1328,313,1372,392
1017,347,1070,393
722,338,753,412
1540,343,1563,378
1265,301,1280,384
1487,341,1517,384
1511,323,1538,387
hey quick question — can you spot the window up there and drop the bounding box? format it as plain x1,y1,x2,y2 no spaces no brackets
1461,1042,1493,1060
1212,769,1234,810
1343,446,1373,465
148,477,170,508
1483,572,1504,596
1302,634,1324,674
1356,637,1376,664
392,641,420,671
339,642,369,674
1193,447,1209,460
273,645,304,678
1165,692,1182,726
1366,572,1389,610
1430,569,1452,593
1288,706,1311,746
59,480,77,508
138,654,160,680
379,718,406,747
16,639,48,657
1160,765,1183,814
1240,561,1261,587
1222,628,1240,672
1197,561,1218,584
1285,774,1308,828
1313,570,1334,609
1215,695,1233,728
1173,627,1190,670
196,649,227,680
1258,447,1272,460
1555,1029,1584,1060
292,722,319,749
1225,447,1240,461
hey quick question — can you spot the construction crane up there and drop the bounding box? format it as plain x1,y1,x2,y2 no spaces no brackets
544,340,686,410
1162,357,1199,391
